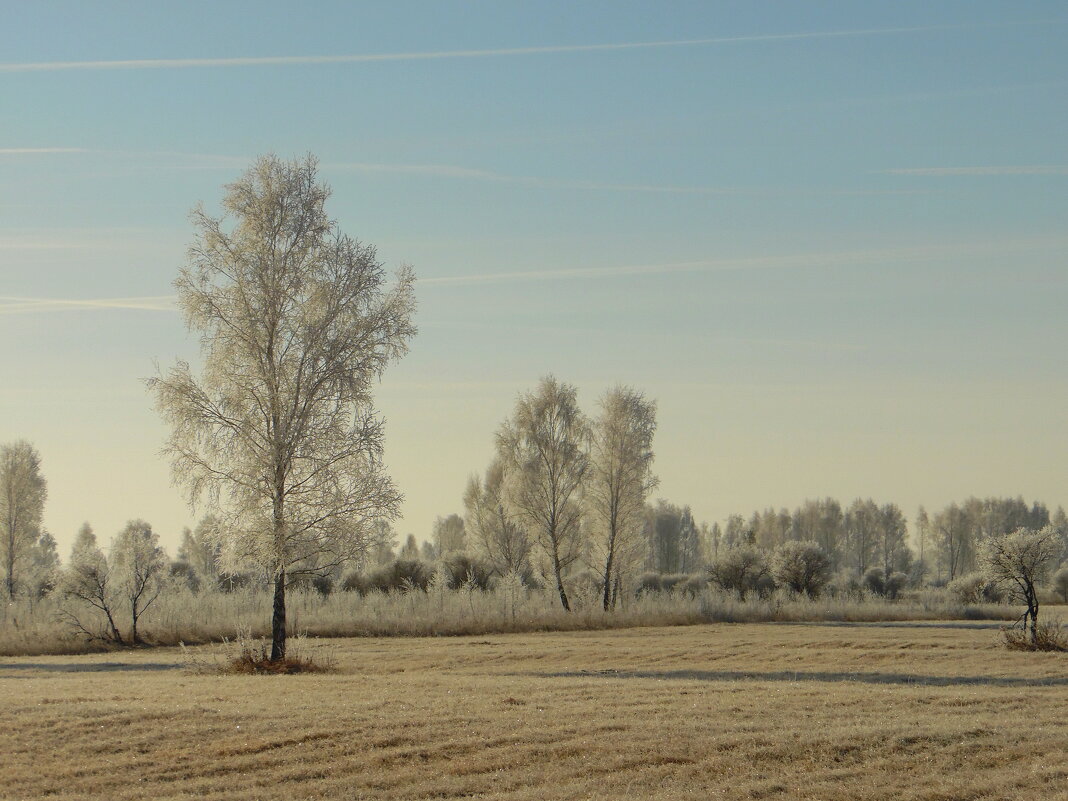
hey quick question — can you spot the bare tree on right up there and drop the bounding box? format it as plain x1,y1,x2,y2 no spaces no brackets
980,525,1060,644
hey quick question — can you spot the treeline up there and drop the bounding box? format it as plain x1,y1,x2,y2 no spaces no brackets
709,496,1065,585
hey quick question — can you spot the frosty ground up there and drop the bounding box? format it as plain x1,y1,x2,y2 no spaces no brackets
1,622,1066,800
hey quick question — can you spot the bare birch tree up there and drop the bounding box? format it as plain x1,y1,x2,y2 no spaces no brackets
0,441,47,599
497,376,588,611
150,154,416,661
586,386,657,610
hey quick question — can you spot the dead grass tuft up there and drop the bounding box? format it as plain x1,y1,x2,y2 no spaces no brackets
1000,620,1068,652
181,630,336,675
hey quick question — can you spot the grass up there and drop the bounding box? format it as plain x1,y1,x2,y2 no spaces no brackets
0,584,1022,657
1,622,1066,800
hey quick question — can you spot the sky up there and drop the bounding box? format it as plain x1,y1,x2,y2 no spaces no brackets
2,1,1067,557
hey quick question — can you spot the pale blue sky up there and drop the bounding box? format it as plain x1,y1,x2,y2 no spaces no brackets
2,2,1067,555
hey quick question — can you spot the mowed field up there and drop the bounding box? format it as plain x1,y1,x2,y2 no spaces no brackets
1,623,1066,801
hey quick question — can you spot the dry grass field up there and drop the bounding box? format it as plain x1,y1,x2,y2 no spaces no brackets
1,622,1066,801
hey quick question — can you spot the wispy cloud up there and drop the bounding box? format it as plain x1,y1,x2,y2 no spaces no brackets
421,237,1068,286
0,296,177,315
0,147,87,155
6,237,1065,314
0,23,1038,73
0,150,926,196
882,165,1068,176
289,160,928,196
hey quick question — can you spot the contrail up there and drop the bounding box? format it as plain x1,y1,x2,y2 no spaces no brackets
883,165,1068,176
420,237,1068,286
0,295,178,314
0,24,1027,73
0,147,87,154
5,237,1064,313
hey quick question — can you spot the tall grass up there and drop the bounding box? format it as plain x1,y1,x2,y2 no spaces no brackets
0,584,1019,657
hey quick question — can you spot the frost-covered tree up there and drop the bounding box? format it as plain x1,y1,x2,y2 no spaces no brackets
708,546,771,600
464,458,531,577
586,387,658,609
28,530,59,597
0,441,47,599
72,522,97,556
110,520,168,644
844,499,879,574
771,540,831,598
58,533,122,643
399,533,420,561
432,514,466,556
150,154,416,661
980,526,1060,644
177,516,223,583
877,503,909,578
497,376,589,611
368,520,398,567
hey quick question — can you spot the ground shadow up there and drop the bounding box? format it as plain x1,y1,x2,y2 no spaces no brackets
0,662,181,674
535,669,1068,687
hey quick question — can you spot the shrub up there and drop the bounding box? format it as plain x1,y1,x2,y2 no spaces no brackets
216,572,257,592
884,571,908,600
659,573,689,593
1001,619,1068,652
947,572,1005,605
862,567,886,597
340,570,368,594
361,560,432,594
707,547,770,600
637,572,662,594
828,569,864,599
1052,566,1068,603
311,574,334,596
169,561,201,593
770,541,831,598
680,575,708,597
442,555,494,591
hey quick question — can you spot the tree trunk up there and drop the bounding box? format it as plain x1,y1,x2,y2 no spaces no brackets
1028,586,1039,644
5,539,14,600
270,568,287,661
130,600,139,645
555,568,571,612
601,551,614,611
104,606,123,644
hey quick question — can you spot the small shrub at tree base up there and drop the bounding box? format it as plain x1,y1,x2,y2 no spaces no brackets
1001,620,1068,652
218,632,335,674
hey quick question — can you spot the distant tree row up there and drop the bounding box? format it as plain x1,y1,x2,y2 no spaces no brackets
710,495,1066,586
